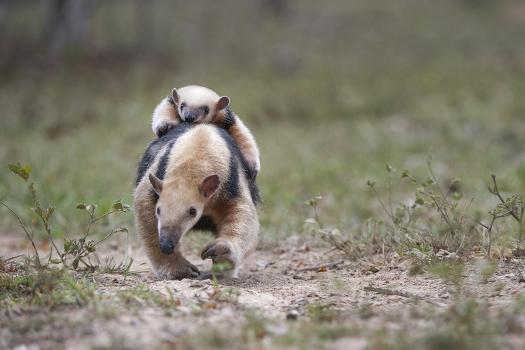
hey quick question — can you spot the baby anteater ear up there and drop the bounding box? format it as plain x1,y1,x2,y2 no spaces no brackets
171,88,180,105
216,96,230,111
149,173,164,194
199,174,220,199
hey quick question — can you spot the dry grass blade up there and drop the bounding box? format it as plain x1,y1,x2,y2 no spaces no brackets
296,259,345,272
364,285,446,307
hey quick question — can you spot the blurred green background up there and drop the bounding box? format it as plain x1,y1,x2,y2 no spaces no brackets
1,0,525,241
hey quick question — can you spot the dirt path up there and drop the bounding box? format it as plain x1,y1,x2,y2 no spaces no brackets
1,233,524,349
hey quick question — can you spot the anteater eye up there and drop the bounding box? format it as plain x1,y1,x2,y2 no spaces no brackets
156,207,161,216
180,102,186,109
188,207,197,217
203,106,209,115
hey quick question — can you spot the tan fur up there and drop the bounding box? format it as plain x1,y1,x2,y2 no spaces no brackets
134,125,259,279
151,85,261,175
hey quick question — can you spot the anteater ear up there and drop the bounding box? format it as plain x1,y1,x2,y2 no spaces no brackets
149,173,164,194
216,96,230,111
199,174,220,199
171,88,180,105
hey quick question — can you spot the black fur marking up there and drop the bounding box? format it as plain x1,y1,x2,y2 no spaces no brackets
216,128,261,205
192,215,218,234
135,123,192,186
136,122,260,208
150,189,159,204
221,107,236,130
156,123,175,138
155,141,175,181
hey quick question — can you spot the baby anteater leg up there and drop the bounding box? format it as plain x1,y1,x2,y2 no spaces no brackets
201,200,259,278
227,117,260,177
152,96,180,137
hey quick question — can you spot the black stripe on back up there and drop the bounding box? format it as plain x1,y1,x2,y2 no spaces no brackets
216,128,261,205
155,141,175,181
136,122,260,207
135,123,192,186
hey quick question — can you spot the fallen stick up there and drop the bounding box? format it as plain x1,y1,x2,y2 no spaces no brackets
364,285,446,307
296,259,345,272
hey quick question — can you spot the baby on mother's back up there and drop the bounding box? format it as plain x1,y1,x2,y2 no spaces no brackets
134,121,260,279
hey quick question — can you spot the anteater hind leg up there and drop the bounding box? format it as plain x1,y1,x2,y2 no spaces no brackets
201,200,259,278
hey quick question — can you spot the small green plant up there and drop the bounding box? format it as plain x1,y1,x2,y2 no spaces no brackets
367,158,525,260
118,285,181,310
305,193,398,260
306,303,339,322
208,263,240,304
99,256,134,276
306,156,525,262
483,174,525,257
65,201,130,270
1,163,131,271
368,158,478,256
0,269,95,308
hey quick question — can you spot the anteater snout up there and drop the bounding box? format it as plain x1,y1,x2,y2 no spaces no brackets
159,235,175,254
159,228,181,255
159,231,180,254
182,111,198,123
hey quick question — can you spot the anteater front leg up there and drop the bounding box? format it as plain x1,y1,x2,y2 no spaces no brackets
147,247,200,280
201,200,259,278
138,222,200,280
134,185,199,280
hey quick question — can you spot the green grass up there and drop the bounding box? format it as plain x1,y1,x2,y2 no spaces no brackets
0,269,95,308
2,3,525,349
1,1,525,252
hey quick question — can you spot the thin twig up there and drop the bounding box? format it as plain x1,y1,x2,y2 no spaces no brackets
5,254,24,262
84,210,116,239
94,229,118,246
491,175,520,222
371,187,394,223
427,158,450,208
38,211,65,266
296,259,345,272
0,201,41,268
364,285,446,307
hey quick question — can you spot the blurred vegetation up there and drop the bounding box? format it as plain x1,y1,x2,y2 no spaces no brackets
1,0,525,246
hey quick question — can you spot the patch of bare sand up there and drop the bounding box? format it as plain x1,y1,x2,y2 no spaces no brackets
1,232,524,349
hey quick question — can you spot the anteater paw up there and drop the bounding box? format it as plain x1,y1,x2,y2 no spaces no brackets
245,157,260,179
157,259,200,280
155,122,176,138
201,239,237,267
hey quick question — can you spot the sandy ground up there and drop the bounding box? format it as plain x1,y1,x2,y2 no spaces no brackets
1,232,524,350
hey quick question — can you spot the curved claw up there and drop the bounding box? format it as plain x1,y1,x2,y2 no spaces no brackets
201,240,231,260
156,123,175,138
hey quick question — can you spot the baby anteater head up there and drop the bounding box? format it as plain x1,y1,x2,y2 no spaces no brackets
171,85,230,124
149,172,220,254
